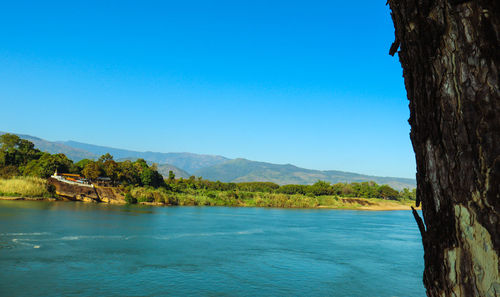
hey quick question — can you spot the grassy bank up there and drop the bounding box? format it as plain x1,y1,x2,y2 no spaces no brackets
1,135,416,208
129,187,418,210
0,176,418,210
0,177,55,198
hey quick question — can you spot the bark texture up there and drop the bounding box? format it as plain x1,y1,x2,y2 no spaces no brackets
388,0,499,296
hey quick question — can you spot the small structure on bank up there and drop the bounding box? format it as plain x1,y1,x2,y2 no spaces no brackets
51,170,115,187
95,177,113,187
51,170,93,187
49,170,124,204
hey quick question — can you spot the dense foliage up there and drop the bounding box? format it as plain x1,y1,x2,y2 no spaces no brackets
153,175,415,203
0,134,416,204
0,134,164,187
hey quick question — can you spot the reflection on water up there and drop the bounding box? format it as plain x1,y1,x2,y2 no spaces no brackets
0,200,425,297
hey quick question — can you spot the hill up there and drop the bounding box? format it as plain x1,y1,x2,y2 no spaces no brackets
59,140,229,173
2,132,416,189
117,158,191,179
0,132,97,161
194,158,416,190
156,164,191,179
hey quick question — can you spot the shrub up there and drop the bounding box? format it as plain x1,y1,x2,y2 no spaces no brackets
124,192,137,204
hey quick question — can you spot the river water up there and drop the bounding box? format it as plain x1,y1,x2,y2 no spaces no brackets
0,200,425,296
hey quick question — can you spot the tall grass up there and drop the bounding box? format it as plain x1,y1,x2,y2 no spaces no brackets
128,188,344,208
130,187,176,204
126,187,416,209
0,176,54,197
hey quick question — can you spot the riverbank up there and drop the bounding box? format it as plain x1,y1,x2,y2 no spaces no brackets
0,196,59,201
0,176,420,210
0,195,420,211
318,197,420,211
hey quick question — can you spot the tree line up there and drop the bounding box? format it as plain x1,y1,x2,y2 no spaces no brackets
160,177,415,201
0,133,415,201
0,134,164,188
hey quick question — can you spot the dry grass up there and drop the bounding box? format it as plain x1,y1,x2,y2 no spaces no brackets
130,187,174,204
0,176,53,197
127,188,420,210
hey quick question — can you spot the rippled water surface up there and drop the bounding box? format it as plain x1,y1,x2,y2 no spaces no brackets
0,200,425,296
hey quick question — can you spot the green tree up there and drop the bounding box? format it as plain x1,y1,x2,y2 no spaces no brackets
277,184,307,195
237,182,280,193
378,185,399,200
23,153,73,178
0,134,41,167
117,160,141,185
140,168,165,188
102,160,119,180
168,170,175,182
82,161,103,180
0,165,19,178
0,133,21,151
399,188,416,200
75,159,92,171
0,134,23,166
124,192,137,204
98,153,114,163
309,180,334,196
17,139,41,165
340,183,354,197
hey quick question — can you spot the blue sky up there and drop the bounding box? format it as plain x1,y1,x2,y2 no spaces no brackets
0,1,415,178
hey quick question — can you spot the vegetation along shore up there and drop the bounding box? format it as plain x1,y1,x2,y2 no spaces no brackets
0,133,417,210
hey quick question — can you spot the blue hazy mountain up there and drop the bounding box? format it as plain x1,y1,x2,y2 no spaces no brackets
195,158,415,190
58,140,229,173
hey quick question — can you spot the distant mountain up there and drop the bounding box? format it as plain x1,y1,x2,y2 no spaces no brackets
156,163,191,179
0,132,97,161
60,140,229,173
117,158,191,179
194,158,416,190
2,132,416,189
1,132,228,173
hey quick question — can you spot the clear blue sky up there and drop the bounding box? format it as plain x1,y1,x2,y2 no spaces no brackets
0,0,415,178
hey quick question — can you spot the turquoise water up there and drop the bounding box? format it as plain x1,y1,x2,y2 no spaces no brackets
0,201,425,296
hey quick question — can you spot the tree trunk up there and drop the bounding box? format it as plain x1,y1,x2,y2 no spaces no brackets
388,0,499,296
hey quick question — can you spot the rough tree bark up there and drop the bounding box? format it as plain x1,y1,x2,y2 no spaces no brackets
388,0,499,296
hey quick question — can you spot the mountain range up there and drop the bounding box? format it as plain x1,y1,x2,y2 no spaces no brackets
1,132,416,189
194,158,416,190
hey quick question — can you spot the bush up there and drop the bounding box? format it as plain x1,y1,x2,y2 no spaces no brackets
236,182,279,193
206,191,217,199
129,186,179,204
124,192,137,204
277,184,308,195
378,185,399,200
238,191,255,200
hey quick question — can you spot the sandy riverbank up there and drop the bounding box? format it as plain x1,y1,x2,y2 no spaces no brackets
318,197,420,211
358,203,420,211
